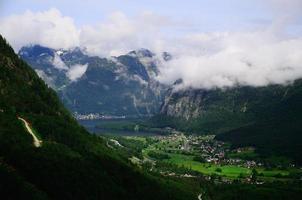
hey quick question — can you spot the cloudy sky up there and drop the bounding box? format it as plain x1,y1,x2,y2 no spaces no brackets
1,0,302,89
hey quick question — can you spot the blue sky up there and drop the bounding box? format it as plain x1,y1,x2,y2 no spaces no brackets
0,0,272,31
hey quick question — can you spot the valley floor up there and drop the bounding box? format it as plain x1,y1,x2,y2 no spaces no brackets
105,132,302,184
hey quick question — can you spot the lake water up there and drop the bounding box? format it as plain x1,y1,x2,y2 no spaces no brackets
78,119,161,136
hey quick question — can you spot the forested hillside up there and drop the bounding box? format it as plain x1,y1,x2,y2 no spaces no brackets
0,35,196,200
156,81,302,164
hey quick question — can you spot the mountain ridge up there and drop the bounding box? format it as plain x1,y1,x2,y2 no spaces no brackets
19,45,168,117
18,43,302,165
157,80,302,164
0,35,197,200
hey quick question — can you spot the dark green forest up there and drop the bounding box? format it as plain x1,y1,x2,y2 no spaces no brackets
1,34,302,200
150,81,302,165
0,35,198,200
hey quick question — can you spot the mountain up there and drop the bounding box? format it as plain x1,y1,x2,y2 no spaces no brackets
0,35,196,199
19,43,302,165
19,45,167,117
157,81,302,164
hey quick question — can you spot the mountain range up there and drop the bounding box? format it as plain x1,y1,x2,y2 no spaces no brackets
0,35,197,200
19,43,302,166
158,80,302,164
19,45,167,117
2,32,302,199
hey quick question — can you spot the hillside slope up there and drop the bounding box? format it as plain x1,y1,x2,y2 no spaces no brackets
157,81,302,164
0,35,196,199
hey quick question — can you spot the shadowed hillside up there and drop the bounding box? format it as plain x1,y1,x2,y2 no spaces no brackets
0,35,197,200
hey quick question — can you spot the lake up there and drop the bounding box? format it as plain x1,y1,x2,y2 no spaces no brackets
78,119,162,136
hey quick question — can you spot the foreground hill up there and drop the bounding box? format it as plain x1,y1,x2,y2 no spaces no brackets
157,81,302,164
0,35,196,199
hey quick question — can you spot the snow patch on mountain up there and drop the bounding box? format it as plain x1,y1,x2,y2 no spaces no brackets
56,50,64,55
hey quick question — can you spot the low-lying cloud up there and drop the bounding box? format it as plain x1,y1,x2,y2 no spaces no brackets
0,8,79,50
1,1,302,89
156,0,302,89
157,31,302,89
0,8,173,56
66,64,88,81
52,53,69,70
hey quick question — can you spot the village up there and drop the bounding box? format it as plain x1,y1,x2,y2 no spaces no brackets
123,132,302,184
152,133,262,169
105,131,302,184
74,112,126,120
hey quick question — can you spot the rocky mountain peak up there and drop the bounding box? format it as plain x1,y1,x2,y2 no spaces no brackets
19,44,167,117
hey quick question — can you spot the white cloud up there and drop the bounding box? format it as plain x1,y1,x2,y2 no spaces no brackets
52,53,68,70
1,6,302,89
0,8,79,50
35,69,55,88
79,12,137,56
0,9,174,56
66,64,88,81
157,30,302,89
79,11,174,56
154,0,302,89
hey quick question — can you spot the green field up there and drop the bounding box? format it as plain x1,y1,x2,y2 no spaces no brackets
136,135,298,181
164,153,291,178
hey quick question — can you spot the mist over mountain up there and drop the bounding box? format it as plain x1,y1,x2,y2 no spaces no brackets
1,1,302,199
19,45,168,117
1,1,302,91
0,34,199,200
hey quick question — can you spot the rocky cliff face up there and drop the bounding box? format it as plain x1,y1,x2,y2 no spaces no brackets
159,81,302,131
160,88,206,120
19,45,167,117
157,80,302,165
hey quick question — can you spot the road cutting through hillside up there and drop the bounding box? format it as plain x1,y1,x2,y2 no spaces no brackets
18,117,42,147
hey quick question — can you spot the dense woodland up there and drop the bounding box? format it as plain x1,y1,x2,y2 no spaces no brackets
151,80,302,165
0,35,198,200
1,34,302,199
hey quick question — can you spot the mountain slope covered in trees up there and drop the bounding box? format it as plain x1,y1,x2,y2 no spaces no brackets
0,35,197,200
157,81,302,164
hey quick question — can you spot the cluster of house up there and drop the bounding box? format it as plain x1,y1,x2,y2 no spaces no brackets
153,133,263,169
197,139,262,168
73,112,126,120
179,134,263,168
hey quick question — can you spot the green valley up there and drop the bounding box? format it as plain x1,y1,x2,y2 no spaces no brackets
102,131,302,199
1,0,302,199
108,133,302,182
0,35,199,200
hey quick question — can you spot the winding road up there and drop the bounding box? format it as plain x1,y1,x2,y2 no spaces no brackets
18,117,42,147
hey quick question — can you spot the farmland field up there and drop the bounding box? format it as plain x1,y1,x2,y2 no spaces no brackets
108,133,302,182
